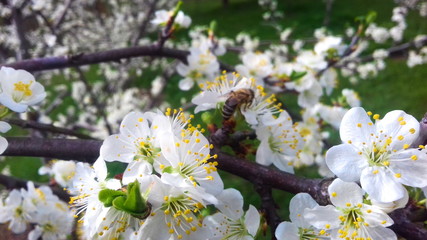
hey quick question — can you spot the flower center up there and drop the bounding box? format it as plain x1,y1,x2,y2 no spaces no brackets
161,195,204,238
298,227,329,240
337,204,366,239
43,223,55,232
14,81,33,96
135,139,159,163
363,137,392,167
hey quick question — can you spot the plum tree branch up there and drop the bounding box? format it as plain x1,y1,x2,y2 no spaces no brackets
1,45,234,73
5,118,96,140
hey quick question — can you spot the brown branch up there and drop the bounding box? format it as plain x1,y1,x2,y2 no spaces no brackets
5,118,96,139
2,45,234,73
2,46,186,72
254,184,280,240
2,137,327,200
389,201,427,239
3,137,101,163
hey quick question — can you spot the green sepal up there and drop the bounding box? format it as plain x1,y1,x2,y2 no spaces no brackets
98,189,126,207
290,70,307,81
112,180,150,219
172,1,183,17
162,166,174,174
0,106,10,119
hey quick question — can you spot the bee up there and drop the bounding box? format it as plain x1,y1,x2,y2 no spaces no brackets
222,88,255,121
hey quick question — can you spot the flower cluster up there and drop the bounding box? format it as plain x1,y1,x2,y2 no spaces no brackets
0,182,73,240
69,109,261,239
0,67,46,154
277,179,399,240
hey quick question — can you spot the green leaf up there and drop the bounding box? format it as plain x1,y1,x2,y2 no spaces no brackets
366,11,377,24
290,71,307,81
98,189,126,207
111,181,150,219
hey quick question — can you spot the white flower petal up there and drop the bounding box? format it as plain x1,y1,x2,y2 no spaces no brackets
389,149,427,187
178,78,194,91
215,188,244,220
326,144,366,181
339,107,375,145
328,178,363,208
0,93,27,112
362,226,397,240
289,193,318,228
245,205,260,237
100,134,136,163
275,222,300,240
376,110,419,149
360,167,406,202
362,205,394,227
0,121,11,133
122,160,153,185
0,136,8,154
255,139,273,166
303,205,341,230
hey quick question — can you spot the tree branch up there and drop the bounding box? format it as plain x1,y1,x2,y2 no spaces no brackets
1,45,234,73
5,118,95,139
254,184,281,239
3,137,100,162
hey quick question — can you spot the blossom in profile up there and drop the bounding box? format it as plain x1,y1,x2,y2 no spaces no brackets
0,67,46,113
151,9,191,28
326,107,427,202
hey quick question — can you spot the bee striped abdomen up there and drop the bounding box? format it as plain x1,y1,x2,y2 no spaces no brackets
221,88,255,121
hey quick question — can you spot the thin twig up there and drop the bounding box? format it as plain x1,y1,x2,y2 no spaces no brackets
254,183,281,239
132,0,157,46
53,0,74,29
10,6,30,60
5,118,95,139
338,36,427,67
74,67,113,135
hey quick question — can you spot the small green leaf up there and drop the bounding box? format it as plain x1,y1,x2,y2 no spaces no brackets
366,11,377,24
290,71,307,81
98,189,126,207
